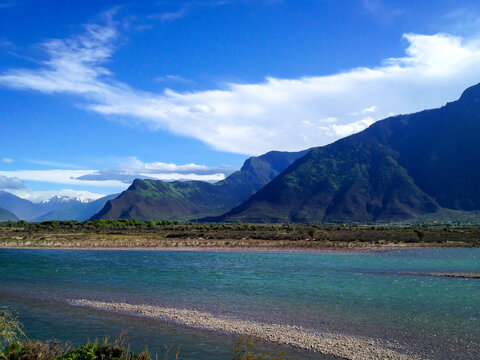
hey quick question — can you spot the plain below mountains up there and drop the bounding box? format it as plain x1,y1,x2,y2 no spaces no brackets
214,83,480,223
91,149,310,221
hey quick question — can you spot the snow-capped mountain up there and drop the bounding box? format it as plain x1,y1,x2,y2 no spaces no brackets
41,195,96,205
0,191,116,221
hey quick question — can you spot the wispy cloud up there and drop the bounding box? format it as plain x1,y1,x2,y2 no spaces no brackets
150,1,234,23
154,3,191,22
27,159,83,169
362,0,403,25
0,169,126,188
0,158,237,191
0,175,25,189
4,188,106,203
441,7,480,36
1,158,15,163
155,74,195,84
1,19,480,155
75,157,237,183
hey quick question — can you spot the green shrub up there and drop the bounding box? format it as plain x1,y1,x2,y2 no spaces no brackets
1,340,66,360
0,307,25,351
232,337,293,360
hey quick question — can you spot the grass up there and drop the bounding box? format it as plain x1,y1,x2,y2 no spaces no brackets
0,220,479,249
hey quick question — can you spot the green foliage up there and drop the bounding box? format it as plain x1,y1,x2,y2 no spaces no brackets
232,337,293,360
0,307,25,351
1,340,67,360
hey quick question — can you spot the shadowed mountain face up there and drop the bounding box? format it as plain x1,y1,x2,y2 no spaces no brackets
0,206,19,222
215,83,480,223
0,191,39,221
91,149,310,221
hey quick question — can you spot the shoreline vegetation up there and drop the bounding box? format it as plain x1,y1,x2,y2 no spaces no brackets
0,307,290,360
0,219,479,251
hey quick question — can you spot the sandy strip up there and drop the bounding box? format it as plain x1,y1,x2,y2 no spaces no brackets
69,299,420,360
414,272,480,279
0,244,421,253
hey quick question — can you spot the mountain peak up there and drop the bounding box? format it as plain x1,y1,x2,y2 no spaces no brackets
41,195,95,204
458,82,480,104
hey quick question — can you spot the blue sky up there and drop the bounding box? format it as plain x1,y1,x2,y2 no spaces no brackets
1,0,480,201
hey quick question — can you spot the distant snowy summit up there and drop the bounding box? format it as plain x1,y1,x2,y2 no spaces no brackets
41,195,97,205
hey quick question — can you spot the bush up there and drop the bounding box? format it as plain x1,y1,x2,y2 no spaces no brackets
1,340,66,360
232,337,292,360
0,307,25,351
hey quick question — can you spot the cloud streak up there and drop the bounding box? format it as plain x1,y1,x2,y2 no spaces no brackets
1,20,480,155
0,175,25,189
75,157,237,183
0,158,237,191
3,188,106,203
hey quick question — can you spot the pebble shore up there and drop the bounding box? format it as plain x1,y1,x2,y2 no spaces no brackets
414,272,480,279
69,299,420,360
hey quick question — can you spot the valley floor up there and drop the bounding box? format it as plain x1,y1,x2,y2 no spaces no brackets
1,221,479,251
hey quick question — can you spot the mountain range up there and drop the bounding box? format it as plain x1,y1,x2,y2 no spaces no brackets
5,83,480,224
0,206,19,222
213,83,480,222
0,191,117,221
93,82,480,223
91,149,310,221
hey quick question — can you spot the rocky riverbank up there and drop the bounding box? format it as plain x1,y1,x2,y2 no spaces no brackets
69,299,420,360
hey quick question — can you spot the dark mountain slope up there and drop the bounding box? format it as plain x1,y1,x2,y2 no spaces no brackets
216,83,480,223
0,191,39,221
91,149,310,221
0,206,19,222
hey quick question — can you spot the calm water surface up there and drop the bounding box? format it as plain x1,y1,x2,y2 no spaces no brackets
1,248,479,359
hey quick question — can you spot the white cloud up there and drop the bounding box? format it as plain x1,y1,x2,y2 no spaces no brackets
5,189,106,203
1,157,14,163
75,157,237,183
361,106,378,114
140,173,226,182
0,158,237,190
0,169,127,188
1,21,480,155
26,159,82,168
330,117,376,137
0,175,25,189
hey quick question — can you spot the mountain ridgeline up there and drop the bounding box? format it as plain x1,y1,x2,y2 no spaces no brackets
0,206,19,222
213,83,480,223
91,149,311,221
0,192,117,221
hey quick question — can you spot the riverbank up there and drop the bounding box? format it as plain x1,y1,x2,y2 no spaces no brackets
0,243,426,253
69,299,418,360
1,221,479,251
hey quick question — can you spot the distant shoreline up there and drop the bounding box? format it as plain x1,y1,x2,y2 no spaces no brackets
0,243,428,253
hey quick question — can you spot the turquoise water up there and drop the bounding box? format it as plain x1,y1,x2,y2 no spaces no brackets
1,248,479,359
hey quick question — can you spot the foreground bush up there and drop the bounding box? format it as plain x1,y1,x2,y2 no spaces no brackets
0,307,25,350
1,309,291,360
1,340,160,360
1,340,66,360
1,337,291,360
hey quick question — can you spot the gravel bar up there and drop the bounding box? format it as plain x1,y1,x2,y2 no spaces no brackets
69,299,421,360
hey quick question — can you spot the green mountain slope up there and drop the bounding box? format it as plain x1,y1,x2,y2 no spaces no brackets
215,83,480,223
91,149,310,221
0,206,19,222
